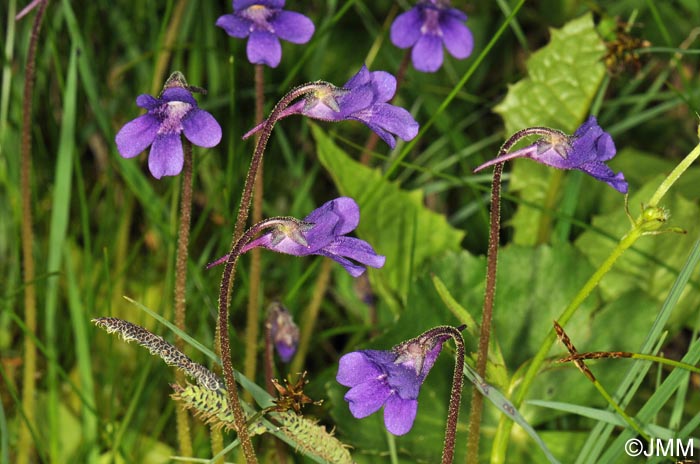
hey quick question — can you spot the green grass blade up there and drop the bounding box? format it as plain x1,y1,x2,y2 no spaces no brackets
463,364,561,464
579,237,700,463
64,248,98,464
43,44,78,462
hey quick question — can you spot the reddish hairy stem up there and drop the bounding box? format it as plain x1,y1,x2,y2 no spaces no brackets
17,2,49,463
466,127,557,461
174,141,194,456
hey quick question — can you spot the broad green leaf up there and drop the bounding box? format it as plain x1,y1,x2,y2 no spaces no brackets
312,125,465,311
493,13,607,246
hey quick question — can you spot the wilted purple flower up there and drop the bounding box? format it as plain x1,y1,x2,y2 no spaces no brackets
390,0,474,73
244,66,419,148
216,0,315,68
267,303,299,363
474,116,628,193
115,74,222,179
209,197,385,277
336,332,449,435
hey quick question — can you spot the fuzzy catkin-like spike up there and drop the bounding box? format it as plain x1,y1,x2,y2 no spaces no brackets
172,383,354,463
93,317,221,391
171,384,236,430
276,411,354,464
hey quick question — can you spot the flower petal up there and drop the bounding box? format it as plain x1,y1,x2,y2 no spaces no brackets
318,252,367,277
579,162,628,193
343,65,371,90
368,71,397,103
272,10,314,44
305,197,359,236
182,109,222,148
136,94,159,110
115,114,159,158
216,13,251,38
369,103,419,142
440,16,473,59
247,30,282,67
337,351,383,387
323,236,386,269
336,86,374,117
148,133,184,179
383,395,418,436
161,87,198,105
390,8,422,49
412,34,444,72
235,0,284,9
344,378,391,419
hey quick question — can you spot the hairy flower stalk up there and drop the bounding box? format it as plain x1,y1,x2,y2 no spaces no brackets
468,119,627,459
17,2,49,463
473,119,628,462
336,325,465,464
174,140,194,456
216,203,384,460
244,64,266,404
217,218,299,463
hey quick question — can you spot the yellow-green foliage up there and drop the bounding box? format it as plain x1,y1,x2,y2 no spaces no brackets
172,384,353,463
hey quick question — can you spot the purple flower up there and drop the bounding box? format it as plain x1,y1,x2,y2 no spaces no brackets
336,333,448,435
115,76,222,179
267,303,299,363
474,117,628,193
216,0,315,68
209,197,386,277
244,66,419,148
390,0,474,73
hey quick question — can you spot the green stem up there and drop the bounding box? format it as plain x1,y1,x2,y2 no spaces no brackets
174,141,193,457
150,0,187,96
17,2,48,463
491,136,700,464
491,227,642,463
244,64,266,396
289,258,333,375
590,379,648,439
648,140,700,207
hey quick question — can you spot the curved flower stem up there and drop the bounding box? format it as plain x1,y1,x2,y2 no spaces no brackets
466,162,502,461
244,64,266,400
420,325,465,464
231,82,334,244
174,141,193,457
491,136,700,464
466,128,553,462
218,217,309,463
217,82,335,462
17,2,48,463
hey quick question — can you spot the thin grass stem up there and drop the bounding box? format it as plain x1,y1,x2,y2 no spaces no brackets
17,2,49,463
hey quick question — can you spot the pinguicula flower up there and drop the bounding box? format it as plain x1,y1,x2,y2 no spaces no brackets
115,72,222,179
216,0,315,68
390,0,474,73
267,302,299,363
244,66,419,148
336,332,449,435
209,197,385,277
474,116,628,193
